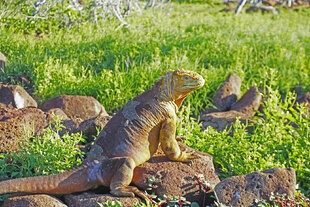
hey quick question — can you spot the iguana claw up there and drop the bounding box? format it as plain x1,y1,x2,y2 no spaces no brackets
178,149,199,162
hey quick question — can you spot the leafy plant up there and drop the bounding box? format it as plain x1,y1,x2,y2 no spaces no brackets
253,190,310,207
178,87,310,196
134,176,200,207
100,200,123,207
0,117,85,178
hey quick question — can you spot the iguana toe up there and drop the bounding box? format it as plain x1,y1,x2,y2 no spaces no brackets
179,149,199,162
126,186,149,200
111,186,140,198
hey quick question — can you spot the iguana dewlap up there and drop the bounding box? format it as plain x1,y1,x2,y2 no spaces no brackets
0,69,205,200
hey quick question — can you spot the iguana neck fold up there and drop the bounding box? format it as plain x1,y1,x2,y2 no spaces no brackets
158,72,175,102
157,72,186,103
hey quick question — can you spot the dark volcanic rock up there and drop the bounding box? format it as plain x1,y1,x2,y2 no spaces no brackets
46,108,70,122
214,168,296,207
2,74,30,85
220,7,236,12
3,194,67,207
0,107,48,152
212,73,241,111
246,6,260,13
41,95,108,121
132,143,220,206
231,87,262,117
200,110,251,131
0,84,38,109
74,114,112,137
64,192,140,207
296,92,310,114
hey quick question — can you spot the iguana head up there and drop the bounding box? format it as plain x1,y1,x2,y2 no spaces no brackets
158,69,205,108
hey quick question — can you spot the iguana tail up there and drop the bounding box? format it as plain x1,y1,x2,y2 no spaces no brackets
0,161,103,195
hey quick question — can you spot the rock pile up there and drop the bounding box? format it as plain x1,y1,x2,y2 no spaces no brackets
0,85,111,153
246,6,279,14
200,73,262,131
0,84,37,109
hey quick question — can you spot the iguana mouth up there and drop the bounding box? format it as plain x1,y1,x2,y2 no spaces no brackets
184,80,204,88
184,84,201,88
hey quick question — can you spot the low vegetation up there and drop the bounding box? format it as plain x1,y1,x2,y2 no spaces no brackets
0,0,309,206
0,118,85,178
178,87,310,196
1,2,309,114
0,118,85,202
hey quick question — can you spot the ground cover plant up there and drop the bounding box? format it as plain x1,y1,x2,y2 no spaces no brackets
0,0,309,205
177,87,310,196
0,118,84,178
0,1,309,114
0,118,85,202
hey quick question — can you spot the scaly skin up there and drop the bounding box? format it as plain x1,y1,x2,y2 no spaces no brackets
0,69,205,200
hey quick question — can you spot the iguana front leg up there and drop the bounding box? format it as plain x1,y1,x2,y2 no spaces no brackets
159,118,196,162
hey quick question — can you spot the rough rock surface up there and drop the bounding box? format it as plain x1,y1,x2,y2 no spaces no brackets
0,52,7,70
46,108,70,122
231,87,262,117
214,168,296,207
3,194,67,207
200,110,251,131
246,6,260,13
0,107,48,152
0,103,7,109
212,73,241,111
41,95,108,121
132,143,220,206
74,113,112,137
45,111,111,137
220,7,236,12
296,92,310,114
246,6,279,14
2,74,31,85
0,84,38,109
201,84,262,131
64,192,140,207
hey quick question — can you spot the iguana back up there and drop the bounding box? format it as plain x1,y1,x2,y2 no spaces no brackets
0,69,205,199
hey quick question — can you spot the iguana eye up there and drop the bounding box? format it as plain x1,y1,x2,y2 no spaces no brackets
182,76,192,81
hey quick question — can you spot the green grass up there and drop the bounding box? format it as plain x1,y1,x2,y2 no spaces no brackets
0,3,309,114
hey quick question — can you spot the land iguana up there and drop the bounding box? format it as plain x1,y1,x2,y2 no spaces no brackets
0,69,205,200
